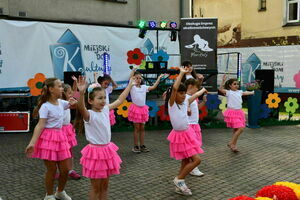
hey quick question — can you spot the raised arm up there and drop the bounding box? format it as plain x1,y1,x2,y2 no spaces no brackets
198,95,207,109
76,76,90,122
169,68,188,107
129,66,138,79
148,74,164,91
219,74,227,95
188,87,207,105
242,91,254,96
25,118,46,157
109,77,135,110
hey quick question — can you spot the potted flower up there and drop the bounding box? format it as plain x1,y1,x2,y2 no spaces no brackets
245,80,263,128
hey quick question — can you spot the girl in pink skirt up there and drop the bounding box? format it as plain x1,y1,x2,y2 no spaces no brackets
128,69,163,153
61,84,80,179
184,78,207,177
25,78,77,200
165,68,205,196
219,74,254,152
75,76,135,200
95,73,118,126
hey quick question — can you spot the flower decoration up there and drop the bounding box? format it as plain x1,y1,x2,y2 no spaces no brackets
116,100,132,118
169,67,180,80
219,97,227,112
255,198,273,200
139,60,146,69
284,97,299,114
265,93,281,108
256,185,298,200
150,50,169,62
146,100,159,117
127,48,145,65
199,105,208,120
259,104,271,119
245,80,262,91
293,70,300,88
157,105,170,121
274,182,300,200
206,94,221,110
27,73,47,96
87,83,101,93
228,196,255,200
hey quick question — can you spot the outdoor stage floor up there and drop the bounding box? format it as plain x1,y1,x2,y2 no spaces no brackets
0,125,299,200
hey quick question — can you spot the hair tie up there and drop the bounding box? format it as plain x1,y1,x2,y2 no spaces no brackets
88,83,101,93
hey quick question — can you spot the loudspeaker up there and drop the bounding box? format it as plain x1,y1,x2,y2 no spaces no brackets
255,69,274,93
63,71,82,86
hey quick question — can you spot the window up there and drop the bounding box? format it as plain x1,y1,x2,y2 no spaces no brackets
259,0,267,11
287,0,300,23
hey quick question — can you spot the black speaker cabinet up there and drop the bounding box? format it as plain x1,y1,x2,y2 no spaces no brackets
255,69,274,93
63,71,82,86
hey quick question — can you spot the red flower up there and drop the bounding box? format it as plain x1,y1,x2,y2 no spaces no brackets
256,185,298,200
199,105,208,120
157,105,170,121
228,196,255,200
127,48,145,65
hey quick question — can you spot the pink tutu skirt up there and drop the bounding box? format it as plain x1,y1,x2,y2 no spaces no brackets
167,126,204,160
62,123,77,147
189,124,203,149
128,103,149,123
110,110,116,126
31,128,71,161
80,142,122,179
223,109,246,128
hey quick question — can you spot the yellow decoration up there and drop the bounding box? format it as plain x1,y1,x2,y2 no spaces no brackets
116,100,132,118
255,197,273,200
274,182,300,200
265,93,281,108
219,96,227,112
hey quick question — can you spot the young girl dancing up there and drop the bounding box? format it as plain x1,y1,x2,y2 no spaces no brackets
219,74,254,152
25,78,76,200
76,76,135,200
185,78,207,177
128,69,163,153
166,68,206,196
95,73,118,126
61,83,80,179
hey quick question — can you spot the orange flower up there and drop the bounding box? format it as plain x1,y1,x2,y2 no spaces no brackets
27,73,46,96
116,100,132,118
169,67,180,80
265,93,281,108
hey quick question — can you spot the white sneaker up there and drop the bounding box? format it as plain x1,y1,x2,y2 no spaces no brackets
190,167,204,177
55,190,72,200
173,177,192,196
44,194,56,200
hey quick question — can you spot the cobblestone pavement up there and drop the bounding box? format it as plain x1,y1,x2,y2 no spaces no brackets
0,125,299,200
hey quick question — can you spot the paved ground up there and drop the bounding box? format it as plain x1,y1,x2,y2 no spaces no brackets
0,125,299,200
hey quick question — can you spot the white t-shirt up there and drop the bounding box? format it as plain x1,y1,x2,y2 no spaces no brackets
226,90,243,109
186,94,199,124
105,86,113,104
168,98,189,131
130,85,150,106
63,108,71,125
39,99,69,128
84,106,111,144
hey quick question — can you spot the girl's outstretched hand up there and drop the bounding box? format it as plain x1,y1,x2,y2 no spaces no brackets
71,75,78,82
158,74,165,79
69,97,78,106
180,66,189,74
25,144,34,157
129,77,136,86
222,74,227,82
77,76,87,93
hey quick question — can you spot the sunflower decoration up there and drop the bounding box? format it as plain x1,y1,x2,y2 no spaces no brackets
169,67,180,80
259,104,271,119
27,73,47,96
199,105,208,120
116,100,132,118
219,96,227,113
206,94,221,110
146,100,159,117
157,105,170,121
265,93,281,108
228,196,255,200
127,48,145,65
284,97,299,114
274,182,300,200
293,70,300,88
